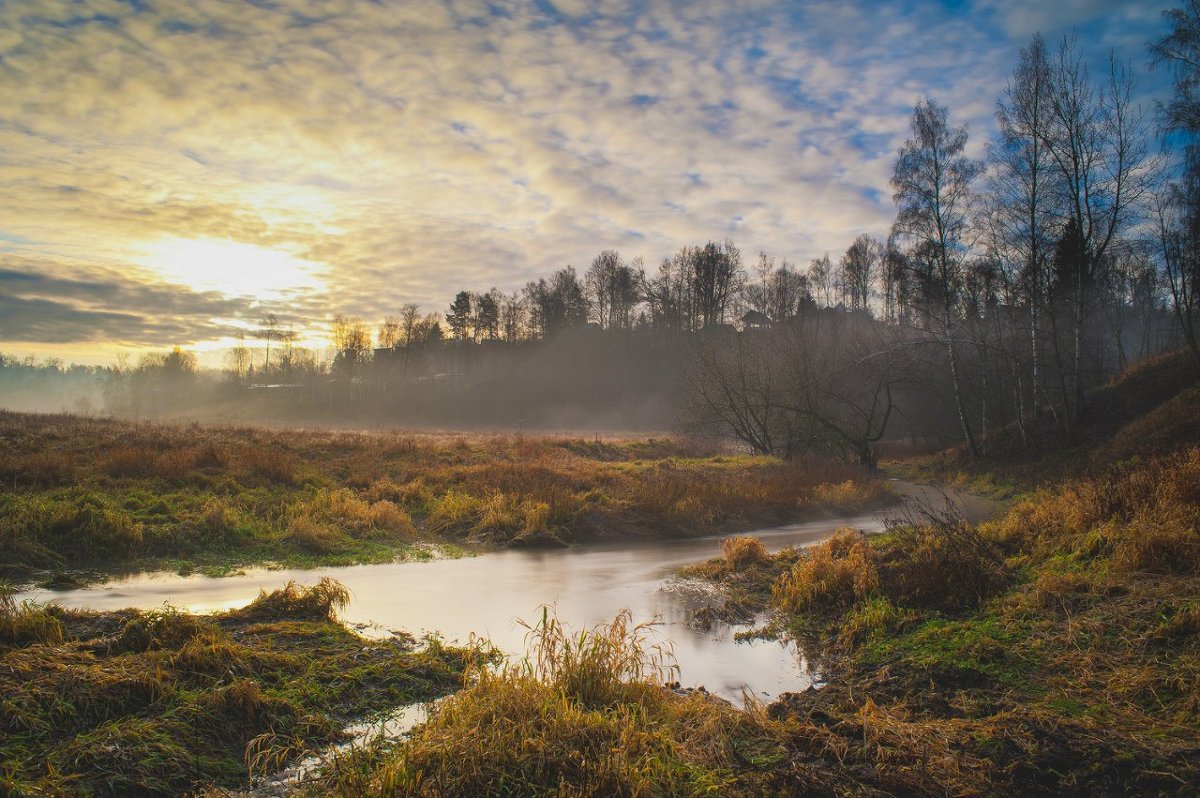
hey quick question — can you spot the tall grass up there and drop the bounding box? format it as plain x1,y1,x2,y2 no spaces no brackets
0,412,891,579
323,608,787,798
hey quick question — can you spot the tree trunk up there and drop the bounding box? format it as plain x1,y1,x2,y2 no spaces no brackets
946,333,979,459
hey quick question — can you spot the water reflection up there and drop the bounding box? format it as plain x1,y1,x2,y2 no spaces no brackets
18,482,1001,704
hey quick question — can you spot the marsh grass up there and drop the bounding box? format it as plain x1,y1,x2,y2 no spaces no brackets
677,437,1200,795
317,608,791,798
0,579,473,797
0,411,890,583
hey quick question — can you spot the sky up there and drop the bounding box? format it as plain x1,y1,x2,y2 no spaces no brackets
0,0,1173,366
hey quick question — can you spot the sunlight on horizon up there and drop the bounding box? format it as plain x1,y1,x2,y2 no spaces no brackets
136,237,328,300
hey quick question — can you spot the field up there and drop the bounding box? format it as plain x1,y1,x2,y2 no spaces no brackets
0,412,890,586
0,411,894,795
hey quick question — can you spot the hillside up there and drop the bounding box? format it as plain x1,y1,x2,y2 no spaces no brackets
894,347,1200,494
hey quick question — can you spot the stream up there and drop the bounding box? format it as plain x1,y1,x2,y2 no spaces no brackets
18,480,1001,704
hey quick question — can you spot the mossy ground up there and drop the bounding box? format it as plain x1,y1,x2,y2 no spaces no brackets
0,579,481,797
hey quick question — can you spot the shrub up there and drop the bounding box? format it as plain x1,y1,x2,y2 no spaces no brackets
720,536,770,571
773,528,878,614
877,514,1008,613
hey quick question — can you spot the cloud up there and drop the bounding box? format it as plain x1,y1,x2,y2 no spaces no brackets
0,0,1170,359
0,257,267,344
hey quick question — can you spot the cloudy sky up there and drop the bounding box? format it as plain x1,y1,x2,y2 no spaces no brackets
0,0,1170,365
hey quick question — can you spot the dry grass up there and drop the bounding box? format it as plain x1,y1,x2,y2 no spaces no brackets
672,431,1200,797
0,579,474,797
720,536,770,571
0,412,892,580
316,608,789,798
226,577,351,624
773,528,879,613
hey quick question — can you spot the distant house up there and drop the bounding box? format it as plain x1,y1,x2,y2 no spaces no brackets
740,310,772,329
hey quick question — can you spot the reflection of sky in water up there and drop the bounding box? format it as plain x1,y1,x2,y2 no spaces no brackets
20,485,998,704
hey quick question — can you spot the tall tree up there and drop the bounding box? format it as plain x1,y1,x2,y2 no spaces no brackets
891,96,983,457
447,291,473,341
839,234,882,313
990,33,1059,425
478,289,501,341
525,267,589,338
1042,35,1160,423
690,239,743,328
331,315,372,366
1151,1,1200,138
1152,3,1200,371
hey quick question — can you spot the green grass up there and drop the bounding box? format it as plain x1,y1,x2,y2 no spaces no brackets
675,436,1200,795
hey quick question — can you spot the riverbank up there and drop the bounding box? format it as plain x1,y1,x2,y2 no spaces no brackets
0,411,892,587
297,448,1197,798
0,579,481,797
299,354,1200,797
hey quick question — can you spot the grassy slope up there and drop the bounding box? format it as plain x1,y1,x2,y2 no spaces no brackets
889,347,1200,497
308,350,1200,797
0,579,480,797
0,413,890,585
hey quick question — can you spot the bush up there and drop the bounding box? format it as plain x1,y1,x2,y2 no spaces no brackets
877,513,1008,613
720,536,770,571
773,528,878,614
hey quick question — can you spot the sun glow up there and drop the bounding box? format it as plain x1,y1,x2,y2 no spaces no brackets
137,237,328,299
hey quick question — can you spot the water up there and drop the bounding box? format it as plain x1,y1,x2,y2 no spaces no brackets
17,480,999,704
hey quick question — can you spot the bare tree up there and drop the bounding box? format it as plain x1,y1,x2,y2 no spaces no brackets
1041,35,1161,424
331,315,372,366
690,239,743,328
990,33,1059,427
586,251,642,331
1156,186,1200,370
839,234,882,313
808,254,836,308
688,312,906,467
891,96,983,458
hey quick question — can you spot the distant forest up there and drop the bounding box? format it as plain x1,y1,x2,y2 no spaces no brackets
5,24,1200,465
